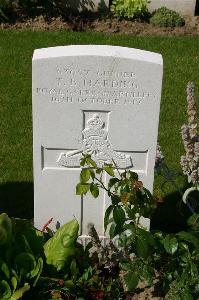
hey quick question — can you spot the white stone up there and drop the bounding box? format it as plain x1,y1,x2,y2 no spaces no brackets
32,45,163,237
148,0,196,16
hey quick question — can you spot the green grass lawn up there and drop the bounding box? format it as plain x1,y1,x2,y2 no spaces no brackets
0,30,198,225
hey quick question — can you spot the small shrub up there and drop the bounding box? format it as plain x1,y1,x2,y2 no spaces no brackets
150,6,185,27
110,0,150,20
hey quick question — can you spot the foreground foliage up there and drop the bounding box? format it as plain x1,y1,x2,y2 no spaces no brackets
1,153,199,299
75,155,199,299
0,214,43,299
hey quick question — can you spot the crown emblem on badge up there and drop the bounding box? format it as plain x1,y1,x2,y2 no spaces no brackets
87,114,104,130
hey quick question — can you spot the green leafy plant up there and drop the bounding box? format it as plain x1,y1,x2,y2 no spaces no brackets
150,6,185,27
77,154,156,229
73,154,199,298
1,153,197,299
158,214,199,299
75,155,157,293
44,219,79,271
0,213,44,299
110,0,150,20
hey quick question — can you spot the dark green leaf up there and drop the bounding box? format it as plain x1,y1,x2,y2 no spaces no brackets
22,226,45,256
0,228,7,245
21,234,32,254
96,168,103,174
183,291,194,300
109,223,116,239
177,231,199,248
89,169,95,180
15,253,36,277
90,183,99,198
0,280,12,299
125,206,137,220
108,178,119,189
179,242,189,251
180,253,189,263
0,213,12,245
121,184,131,193
138,228,156,247
80,156,87,166
32,258,43,287
113,206,125,226
124,272,139,291
190,262,198,279
70,260,78,280
0,260,10,279
114,224,123,236
136,236,150,258
104,165,115,176
111,195,120,205
104,205,114,232
127,171,139,180
163,236,178,255
141,265,153,286
187,214,199,228
76,183,91,195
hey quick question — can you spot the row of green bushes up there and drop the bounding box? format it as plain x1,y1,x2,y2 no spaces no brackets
111,1,185,27
0,0,185,28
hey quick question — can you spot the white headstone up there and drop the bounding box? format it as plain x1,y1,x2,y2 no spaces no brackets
32,45,163,237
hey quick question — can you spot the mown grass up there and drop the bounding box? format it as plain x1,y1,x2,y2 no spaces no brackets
0,30,198,223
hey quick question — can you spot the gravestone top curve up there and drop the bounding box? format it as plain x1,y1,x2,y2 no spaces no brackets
33,45,163,65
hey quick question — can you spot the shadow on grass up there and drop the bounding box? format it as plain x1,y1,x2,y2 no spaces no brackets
0,182,33,219
151,190,192,233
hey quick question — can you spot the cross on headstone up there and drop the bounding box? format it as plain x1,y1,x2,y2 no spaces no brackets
42,111,147,236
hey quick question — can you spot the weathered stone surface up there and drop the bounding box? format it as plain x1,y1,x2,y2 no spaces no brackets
148,0,196,16
32,45,163,237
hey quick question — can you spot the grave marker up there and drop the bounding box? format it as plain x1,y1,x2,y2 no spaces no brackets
32,45,163,237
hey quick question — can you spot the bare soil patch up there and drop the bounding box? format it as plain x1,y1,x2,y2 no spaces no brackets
1,15,199,36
